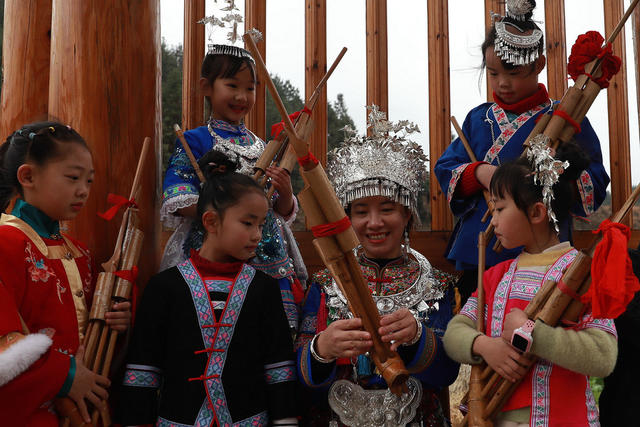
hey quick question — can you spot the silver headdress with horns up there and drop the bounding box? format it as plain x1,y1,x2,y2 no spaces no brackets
526,135,569,233
492,0,543,66
327,106,427,224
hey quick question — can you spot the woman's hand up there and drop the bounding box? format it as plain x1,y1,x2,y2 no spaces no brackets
472,335,529,383
315,318,372,360
501,308,529,342
68,346,111,423
474,163,497,189
379,308,419,351
105,301,131,332
267,166,294,217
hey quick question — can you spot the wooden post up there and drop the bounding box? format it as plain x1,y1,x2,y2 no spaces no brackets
604,0,632,226
545,0,568,100
484,0,505,102
0,0,52,139
634,4,640,163
48,0,161,285
305,0,328,166
245,0,267,140
366,0,388,115
182,0,205,130
428,0,453,231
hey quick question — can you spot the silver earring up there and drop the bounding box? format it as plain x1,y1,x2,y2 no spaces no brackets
403,229,410,261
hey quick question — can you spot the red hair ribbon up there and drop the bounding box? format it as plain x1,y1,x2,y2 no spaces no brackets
297,151,319,168
311,216,351,238
270,107,313,138
567,31,621,88
98,193,138,221
581,219,640,319
552,110,581,134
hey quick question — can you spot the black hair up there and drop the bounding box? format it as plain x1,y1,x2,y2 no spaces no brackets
481,1,544,72
201,52,257,115
490,141,590,228
196,150,265,222
0,121,90,212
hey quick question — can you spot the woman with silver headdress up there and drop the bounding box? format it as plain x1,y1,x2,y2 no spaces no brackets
295,107,459,426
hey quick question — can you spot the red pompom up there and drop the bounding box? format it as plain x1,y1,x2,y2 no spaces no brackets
567,31,621,88
581,220,640,319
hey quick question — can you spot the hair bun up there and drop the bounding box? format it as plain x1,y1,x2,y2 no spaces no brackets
556,141,590,181
198,149,239,180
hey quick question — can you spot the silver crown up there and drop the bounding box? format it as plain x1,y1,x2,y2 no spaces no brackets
198,0,243,44
506,0,535,21
206,44,255,64
327,106,427,224
491,0,542,66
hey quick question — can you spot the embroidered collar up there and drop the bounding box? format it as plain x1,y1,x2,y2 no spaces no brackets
190,249,244,277
11,199,62,240
207,118,248,135
493,83,549,114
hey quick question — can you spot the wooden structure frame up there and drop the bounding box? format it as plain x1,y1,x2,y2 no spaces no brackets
1,1,638,279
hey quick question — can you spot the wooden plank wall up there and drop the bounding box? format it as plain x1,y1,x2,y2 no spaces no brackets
244,0,267,140
182,0,205,130
175,0,640,273
604,0,633,225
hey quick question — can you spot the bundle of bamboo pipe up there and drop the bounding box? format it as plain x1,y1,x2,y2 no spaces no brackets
56,137,151,427
243,31,409,395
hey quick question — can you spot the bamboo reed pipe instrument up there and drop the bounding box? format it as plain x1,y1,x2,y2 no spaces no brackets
56,137,151,427
243,31,409,395
462,184,640,425
252,47,347,199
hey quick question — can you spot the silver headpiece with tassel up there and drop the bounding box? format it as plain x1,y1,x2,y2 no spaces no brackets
327,106,427,224
492,0,543,66
526,135,569,233
199,0,248,47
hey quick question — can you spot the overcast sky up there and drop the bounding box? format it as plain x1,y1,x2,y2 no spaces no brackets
160,0,639,185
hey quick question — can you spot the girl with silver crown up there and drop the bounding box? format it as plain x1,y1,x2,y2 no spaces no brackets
160,32,307,332
434,0,609,304
295,107,459,426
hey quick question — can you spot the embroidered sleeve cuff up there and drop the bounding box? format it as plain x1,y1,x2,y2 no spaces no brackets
454,161,487,198
297,340,336,388
57,355,76,397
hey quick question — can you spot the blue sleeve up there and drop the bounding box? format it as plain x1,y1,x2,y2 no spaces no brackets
295,282,336,389
399,287,459,388
434,105,492,217
571,116,610,217
161,126,212,205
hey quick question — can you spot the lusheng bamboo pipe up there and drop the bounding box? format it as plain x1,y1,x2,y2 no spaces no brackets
56,138,151,427
243,31,409,394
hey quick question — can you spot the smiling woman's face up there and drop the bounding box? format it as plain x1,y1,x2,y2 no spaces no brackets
349,196,411,259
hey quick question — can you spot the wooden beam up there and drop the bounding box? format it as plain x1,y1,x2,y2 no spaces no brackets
365,0,388,115
427,0,453,231
0,0,52,139
49,0,161,285
484,0,505,102
604,0,632,226
544,0,568,100
305,0,328,166
182,0,205,130
245,0,267,141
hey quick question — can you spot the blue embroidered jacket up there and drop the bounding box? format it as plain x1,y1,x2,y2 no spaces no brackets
434,102,609,270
